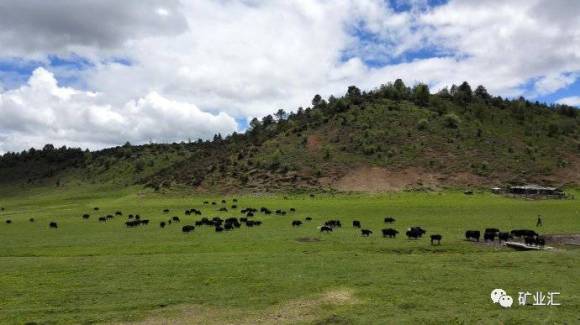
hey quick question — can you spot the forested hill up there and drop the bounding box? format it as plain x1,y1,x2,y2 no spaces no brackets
1,80,578,192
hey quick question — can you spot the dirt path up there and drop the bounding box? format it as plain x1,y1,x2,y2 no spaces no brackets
112,288,359,325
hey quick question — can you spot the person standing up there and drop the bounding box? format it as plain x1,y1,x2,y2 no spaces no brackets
536,215,543,227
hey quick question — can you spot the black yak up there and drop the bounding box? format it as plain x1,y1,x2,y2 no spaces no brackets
320,226,333,233
430,234,442,245
182,225,195,233
361,229,373,237
465,230,481,241
382,228,398,238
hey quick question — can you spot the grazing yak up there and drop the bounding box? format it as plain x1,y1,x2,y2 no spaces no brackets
465,230,481,241
352,220,361,228
5,219,12,224
29,218,35,223
498,232,511,242
320,225,333,233
382,228,399,238
430,234,442,245
361,229,373,237
384,217,396,223
510,229,538,238
245,220,262,227
160,221,166,228
49,222,58,229
98,217,107,222
484,232,496,242
305,217,312,222
94,207,99,211
324,220,342,228
182,225,195,233
115,211,123,216
163,209,170,213
292,220,303,227
406,227,426,239
524,235,545,247
82,214,90,220
125,220,140,227
172,216,180,222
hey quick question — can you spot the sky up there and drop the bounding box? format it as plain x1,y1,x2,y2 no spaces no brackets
0,0,579,153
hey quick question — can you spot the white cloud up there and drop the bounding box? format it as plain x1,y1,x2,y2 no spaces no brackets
533,73,577,96
0,68,238,153
556,96,580,107
417,0,580,96
0,0,187,58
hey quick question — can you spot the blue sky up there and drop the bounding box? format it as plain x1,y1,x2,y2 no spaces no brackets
0,0,578,153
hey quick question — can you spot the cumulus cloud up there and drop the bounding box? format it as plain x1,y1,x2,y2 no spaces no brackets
0,68,238,153
556,96,580,107
417,0,580,95
0,0,187,58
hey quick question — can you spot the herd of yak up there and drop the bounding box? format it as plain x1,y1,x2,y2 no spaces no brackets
1,199,546,247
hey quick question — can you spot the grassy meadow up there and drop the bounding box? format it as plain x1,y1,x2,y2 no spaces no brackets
0,186,579,324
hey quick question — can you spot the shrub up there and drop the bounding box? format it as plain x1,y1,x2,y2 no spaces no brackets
443,113,460,128
135,160,146,172
417,118,429,131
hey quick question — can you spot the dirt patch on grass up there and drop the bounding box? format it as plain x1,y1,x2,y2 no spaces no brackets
466,234,580,250
114,289,359,325
296,237,321,243
331,165,491,192
544,234,580,246
333,166,440,192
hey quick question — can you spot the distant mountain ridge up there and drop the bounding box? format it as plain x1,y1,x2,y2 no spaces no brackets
1,80,578,192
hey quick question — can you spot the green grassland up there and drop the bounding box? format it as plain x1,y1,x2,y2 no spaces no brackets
0,186,579,324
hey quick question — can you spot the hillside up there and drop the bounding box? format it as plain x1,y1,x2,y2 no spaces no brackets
1,80,578,192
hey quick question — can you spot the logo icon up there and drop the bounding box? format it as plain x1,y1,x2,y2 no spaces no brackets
491,289,506,303
491,289,513,308
499,295,514,308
